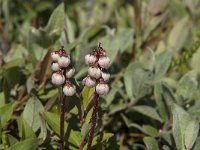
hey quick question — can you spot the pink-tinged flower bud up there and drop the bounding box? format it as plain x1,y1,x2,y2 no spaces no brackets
85,54,97,65
58,56,70,68
88,67,101,79
65,67,75,78
51,62,60,71
51,73,65,86
51,52,60,62
96,83,109,95
63,84,76,96
82,76,96,88
101,72,110,82
98,56,110,69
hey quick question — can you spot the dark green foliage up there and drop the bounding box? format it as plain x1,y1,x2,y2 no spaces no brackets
1,0,200,149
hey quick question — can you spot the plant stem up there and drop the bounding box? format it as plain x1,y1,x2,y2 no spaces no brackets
87,93,99,150
59,87,65,150
79,138,85,150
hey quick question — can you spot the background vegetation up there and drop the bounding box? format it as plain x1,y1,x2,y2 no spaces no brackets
1,0,200,149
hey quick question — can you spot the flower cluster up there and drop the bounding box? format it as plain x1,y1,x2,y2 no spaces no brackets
83,44,110,95
51,46,76,96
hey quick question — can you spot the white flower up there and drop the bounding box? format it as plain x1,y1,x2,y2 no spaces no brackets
51,73,65,86
51,63,60,71
88,67,101,79
85,54,97,65
101,72,110,82
98,56,110,69
82,76,96,88
58,56,70,67
96,83,109,95
65,67,75,78
51,52,60,62
63,84,76,96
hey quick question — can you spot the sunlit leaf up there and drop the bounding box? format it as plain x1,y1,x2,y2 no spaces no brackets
23,97,44,132
7,138,39,150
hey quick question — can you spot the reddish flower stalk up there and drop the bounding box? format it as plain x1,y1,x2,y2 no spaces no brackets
82,43,110,150
51,46,76,150
60,88,65,150
87,93,99,150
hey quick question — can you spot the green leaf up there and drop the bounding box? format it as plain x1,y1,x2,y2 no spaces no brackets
7,134,18,146
184,118,199,150
101,35,119,63
143,137,159,150
23,97,44,132
154,82,169,121
17,117,36,139
193,137,200,150
116,28,134,52
45,3,65,40
7,138,39,150
191,48,200,74
168,16,189,52
124,63,153,98
101,28,134,63
81,123,90,139
140,48,155,71
155,50,172,79
129,105,163,122
177,71,198,99
31,3,65,48
0,102,16,126
121,114,157,137
82,87,95,108
43,111,68,135
38,113,47,141
172,104,191,150
68,130,82,147
31,28,53,48
64,40,80,52
142,125,159,137
65,15,75,43
0,92,5,107
2,59,24,70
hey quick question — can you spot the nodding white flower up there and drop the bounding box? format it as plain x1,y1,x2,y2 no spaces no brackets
51,73,65,86
51,52,60,62
82,76,96,88
101,72,110,82
51,63,60,71
65,67,75,78
88,67,101,79
96,83,109,95
63,84,76,96
85,54,97,65
58,56,70,67
98,56,110,69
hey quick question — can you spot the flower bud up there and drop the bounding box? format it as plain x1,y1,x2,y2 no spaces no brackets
51,63,60,71
63,84,76,96
101,71,110,82
82,76,96,88
98,56,110,69
65,67,75,78
58,56,70,68
51,73,65,86
51,52,60,62
88,67,101,79
96,83,109,95
85,54,97,65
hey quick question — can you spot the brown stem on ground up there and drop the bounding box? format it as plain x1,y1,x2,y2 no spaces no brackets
87,93,99,150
